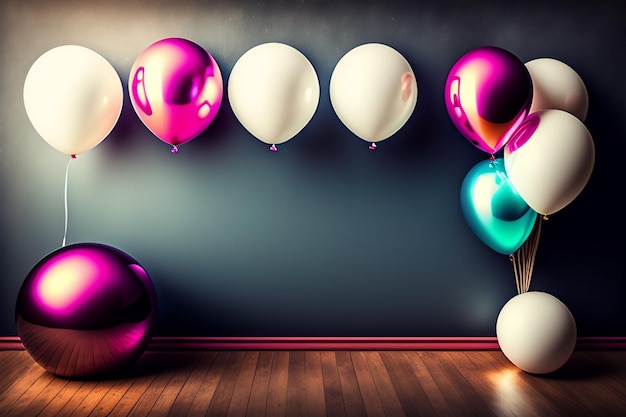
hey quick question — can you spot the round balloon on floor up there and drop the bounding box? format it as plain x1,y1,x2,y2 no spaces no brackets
15,242,158,378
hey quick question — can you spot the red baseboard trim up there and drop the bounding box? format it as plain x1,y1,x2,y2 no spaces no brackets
0,337,25,350
2,336,625,351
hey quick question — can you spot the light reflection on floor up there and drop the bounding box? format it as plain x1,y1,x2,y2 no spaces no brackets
486,366,538,417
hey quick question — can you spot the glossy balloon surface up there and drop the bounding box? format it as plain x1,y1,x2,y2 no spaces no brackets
129,38,223,151
15,243,157,378
330,43,418,145
23,45,123,156
460,158,537,255
445,46,532,155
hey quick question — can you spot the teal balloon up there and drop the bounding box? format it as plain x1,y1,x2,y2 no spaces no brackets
460,158,537,255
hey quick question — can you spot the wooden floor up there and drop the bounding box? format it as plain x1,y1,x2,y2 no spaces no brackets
1,350,625,416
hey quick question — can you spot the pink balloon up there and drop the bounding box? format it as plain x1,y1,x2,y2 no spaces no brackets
16,243,157,378
445,46,532,155
129,38,223,152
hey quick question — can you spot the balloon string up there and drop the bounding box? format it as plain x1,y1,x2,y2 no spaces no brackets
62,155,75,247
510,213,543,294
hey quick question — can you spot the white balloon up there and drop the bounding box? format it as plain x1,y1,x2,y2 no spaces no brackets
23,45,123,156
525,57,588,121
496,291,576,374
504,109,594,216
227,42,320,150
329,43,417,147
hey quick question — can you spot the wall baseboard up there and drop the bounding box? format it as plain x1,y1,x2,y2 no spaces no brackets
2,336,626,351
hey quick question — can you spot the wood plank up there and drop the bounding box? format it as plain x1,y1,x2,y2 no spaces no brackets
68,377,128,417
144,352,203,417
335,351,367,417
304,351,327,417
0,373,57,417
431,351,498,416
0,350,33,392
68,378,119,417
418,350,492,417
350,351,387,417
102,371,159,416
37,379,87,417
265,351,289,417
320,351,347,417
402,351,454,416
123,353,183,417
226,351,260,417
48,379,100,416
185,351,232,417
165,351,218,416
245,351,274,417
285,351,307,417
0,358,51,412
361,351,407,417
13,371,71,416
379,350,433,417
203,350,246,416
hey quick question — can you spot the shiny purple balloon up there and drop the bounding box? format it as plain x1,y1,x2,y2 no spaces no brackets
445,46,532,155
15,243,157,378
129,37,223,152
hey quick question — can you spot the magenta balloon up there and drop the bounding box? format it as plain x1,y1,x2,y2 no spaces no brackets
445,46,532,155
129,37,223,152
15,243,157,378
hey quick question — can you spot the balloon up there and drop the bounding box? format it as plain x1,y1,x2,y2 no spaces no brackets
504,109,595,216
329,43,418,149
460,158,538,255
496,291,576,374
525,57,589,121
15,242,157,378
228,42,320,151
129,38,223,152
444,46,533,155
23,45,123,156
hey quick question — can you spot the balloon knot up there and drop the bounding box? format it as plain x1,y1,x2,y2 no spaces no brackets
369,143,377,150
171,145,179,153
270,144,278,152
489,154,495,161
71,154,77,159
542,214,549,221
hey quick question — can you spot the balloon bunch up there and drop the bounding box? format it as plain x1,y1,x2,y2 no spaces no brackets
448,46,595,293
446,46,594,374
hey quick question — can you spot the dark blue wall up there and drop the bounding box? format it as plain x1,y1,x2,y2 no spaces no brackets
1,0,624,337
